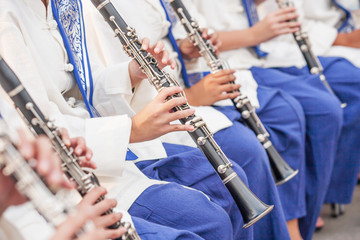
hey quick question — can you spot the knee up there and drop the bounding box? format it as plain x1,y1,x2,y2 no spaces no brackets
312,93,343,131
182,188,234,240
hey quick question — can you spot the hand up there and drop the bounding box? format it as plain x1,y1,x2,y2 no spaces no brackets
185,69,241,106
250,7,301,45
130,86,195,143
60,128,96,170
0,132,72,215
179,29,222,60
51,187,126,240
334,29,360,48
17,131,72,188
129,38,177,87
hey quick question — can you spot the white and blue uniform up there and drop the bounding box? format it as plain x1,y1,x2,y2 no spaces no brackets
291,0,360,206
0,0,233,239
259,0,360,216
189,0,354,239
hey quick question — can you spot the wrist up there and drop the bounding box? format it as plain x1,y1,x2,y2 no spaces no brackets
184,88,199,106
333,33,349,46
248,26,262,46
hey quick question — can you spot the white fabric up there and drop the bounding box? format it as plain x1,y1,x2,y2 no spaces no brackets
0,215,24,240
82,0,233,148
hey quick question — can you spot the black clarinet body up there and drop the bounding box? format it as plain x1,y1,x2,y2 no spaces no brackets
276,0,346,108
167,0,298,185
91,0,274,228
0,57,140,239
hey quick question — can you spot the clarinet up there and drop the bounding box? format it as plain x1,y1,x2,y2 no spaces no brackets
91,0,274,228
0,120,80,233
276,0,346,108
166,0,298,186
0,57,140,240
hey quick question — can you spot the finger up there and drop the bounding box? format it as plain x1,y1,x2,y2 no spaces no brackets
276,12,299,23
209,32,218,44
92,198,118,217
163,96,187,111
92,212,122,228
212,69,236,78
153,40,165,54
157,87,183,101
79,187,108,207
167,108,196,123
79,227,127,240
274,7,297,17
217,92,241,101
35,136,54,176
218,83,241,93
71,137,87,156
161,50,170,65
47,152,70,188
202,28,208,39
60,128,71,146
216,73,237,84
51,207,92,240
17,132,35,160
165,123,195,133
141,38,150,51
78,157,97,170
277,26,300,35
277,21,301,30
86,148,94,162
170,58,177,69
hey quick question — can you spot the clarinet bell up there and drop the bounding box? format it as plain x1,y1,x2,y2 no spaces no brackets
266,145,298,186
226,175,274,228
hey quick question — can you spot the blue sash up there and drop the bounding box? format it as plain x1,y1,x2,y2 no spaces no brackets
51,0,98,117
333,0,355,33
242,0,269,58
51,0,137,160
159,0,191,87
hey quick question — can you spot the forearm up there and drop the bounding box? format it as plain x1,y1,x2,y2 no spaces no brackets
218,28,258,52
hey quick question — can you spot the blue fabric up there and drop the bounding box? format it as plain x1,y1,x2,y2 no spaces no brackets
126,148,138,160
132,216,204,240
51,0,98,117
187,71,211,87
214,85,305,239
315,57,360,204
242,0,268,57
129,182,234,240
255,87,306,221
160,0,190,87
250,66,343,240
135,146,251,240
333,0,355,33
